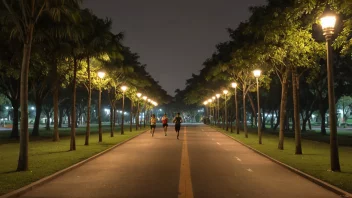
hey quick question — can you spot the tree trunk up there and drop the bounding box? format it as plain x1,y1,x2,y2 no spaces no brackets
17,29,33,171
262,109,266,130
247,93,257,128
113,106,116,128
286,111,290,131
45,112,50,130
302,118,307,132
67,110,71,127
235,90,240,134
230,110,233,133
274,110,280,131
271,111,274,129
10,101,20,138
85,57,91,145
308,118,312,130
70,57,77,151
243,84,248,138
110,106,114,137
136,102,139,130
319,101,327,135
130,100,133,132
32,103,42,136
278,70,289,150
53,61,60,141
292,68,302,154
58,107,63,128
98,86,102,141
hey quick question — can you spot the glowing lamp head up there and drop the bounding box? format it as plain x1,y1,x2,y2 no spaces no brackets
223,90,228,95
216,94,220,98
142,96,147,100
137,93,142,98
320,16,336,36
204,101,208,105
121,85,128,92
212,96,215,100
97,71,106,79
147,99,151,102
253,69,261,78
231,82,237,88
208,99,212,103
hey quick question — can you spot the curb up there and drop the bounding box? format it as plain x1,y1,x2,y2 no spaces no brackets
0,130,148,198
217,129,352,198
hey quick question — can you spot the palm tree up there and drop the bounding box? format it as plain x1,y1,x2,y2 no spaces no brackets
1,0,81,170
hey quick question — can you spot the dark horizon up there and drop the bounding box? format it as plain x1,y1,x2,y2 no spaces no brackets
83,0,267,96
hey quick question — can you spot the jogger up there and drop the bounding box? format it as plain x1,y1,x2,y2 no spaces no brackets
162,113,168,136
173,113,182,139
150,114,156,137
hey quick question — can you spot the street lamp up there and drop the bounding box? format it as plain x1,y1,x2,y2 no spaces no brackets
223,90,228,131
232,82,240,134
253,69,262,144
136,93,142,130
320,10,340,171
97,70,105,142
121,85,128,135
216,94,220,126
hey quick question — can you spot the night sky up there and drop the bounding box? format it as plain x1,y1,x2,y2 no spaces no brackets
83,0,267,96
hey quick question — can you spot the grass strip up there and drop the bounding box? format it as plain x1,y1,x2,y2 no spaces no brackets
0,127,146,195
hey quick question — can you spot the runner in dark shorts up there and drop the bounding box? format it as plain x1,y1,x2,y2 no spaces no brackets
162,113,168,136
173,113,182,139
150,114,156,137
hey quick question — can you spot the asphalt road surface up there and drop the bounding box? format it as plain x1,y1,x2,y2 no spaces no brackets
20,124,340,198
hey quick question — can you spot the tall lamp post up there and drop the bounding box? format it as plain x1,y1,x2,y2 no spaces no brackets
136,93,142,130
216,94,220,126
142,96,147,128
121,85,128,135
223,90,228,131
97,71,105,142
320,11,340,171
253,69,262,144
232,82,240,134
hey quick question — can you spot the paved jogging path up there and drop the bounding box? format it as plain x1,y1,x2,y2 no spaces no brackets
20,124,339,198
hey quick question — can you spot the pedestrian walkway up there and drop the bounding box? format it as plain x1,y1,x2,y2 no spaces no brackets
19,124,339,198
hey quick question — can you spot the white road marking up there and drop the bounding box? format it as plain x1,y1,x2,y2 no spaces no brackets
217,142,221,145
247,168,253,172
235,157,242,162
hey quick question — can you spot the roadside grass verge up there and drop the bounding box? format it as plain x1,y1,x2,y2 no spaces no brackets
214,126,352,193
0,127,146,196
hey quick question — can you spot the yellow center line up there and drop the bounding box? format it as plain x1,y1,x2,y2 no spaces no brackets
178,126,194,198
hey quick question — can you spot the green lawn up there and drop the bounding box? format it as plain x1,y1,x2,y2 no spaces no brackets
215,126,352,193
0,125,147,195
